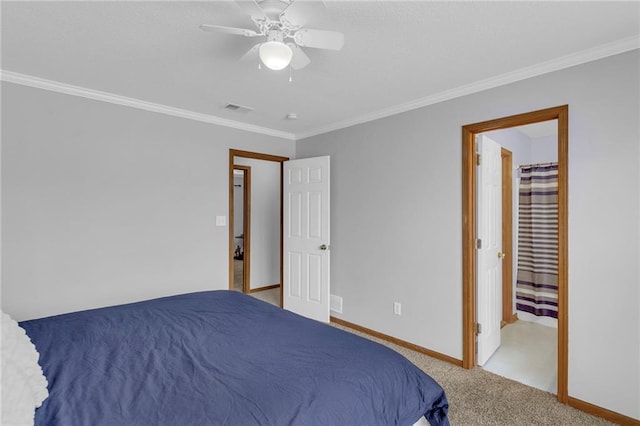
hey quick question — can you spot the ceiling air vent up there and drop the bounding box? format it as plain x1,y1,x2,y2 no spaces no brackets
224,103,254,113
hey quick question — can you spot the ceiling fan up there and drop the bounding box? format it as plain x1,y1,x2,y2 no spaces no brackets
200,0,344,71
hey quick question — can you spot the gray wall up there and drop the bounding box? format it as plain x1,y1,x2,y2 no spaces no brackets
1,82,294,320
296,51,640,419
531,135,558,164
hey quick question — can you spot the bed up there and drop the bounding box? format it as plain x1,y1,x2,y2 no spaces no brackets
18,290,449,425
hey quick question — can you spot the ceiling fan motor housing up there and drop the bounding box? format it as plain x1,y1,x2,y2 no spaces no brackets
266,28,285,43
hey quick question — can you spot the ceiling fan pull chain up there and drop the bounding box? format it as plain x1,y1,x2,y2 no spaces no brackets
289,66,293,82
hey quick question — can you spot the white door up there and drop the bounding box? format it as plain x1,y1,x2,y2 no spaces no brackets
283,156,330,322
476,134,503,366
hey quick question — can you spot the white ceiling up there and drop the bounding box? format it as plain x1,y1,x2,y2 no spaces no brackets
2,1,638,140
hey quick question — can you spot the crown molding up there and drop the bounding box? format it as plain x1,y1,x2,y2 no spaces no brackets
296,36,640,140
0,70,296,141
2,35,637,142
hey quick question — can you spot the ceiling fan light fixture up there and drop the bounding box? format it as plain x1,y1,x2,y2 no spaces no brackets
259,41,293,71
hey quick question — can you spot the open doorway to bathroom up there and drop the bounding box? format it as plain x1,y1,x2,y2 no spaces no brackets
461,105,568,404
479,120,559,394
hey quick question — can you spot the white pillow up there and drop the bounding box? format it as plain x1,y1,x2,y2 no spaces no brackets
1,311,49,426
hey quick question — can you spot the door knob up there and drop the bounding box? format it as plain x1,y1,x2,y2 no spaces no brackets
497,251,506,259
320,244,328,250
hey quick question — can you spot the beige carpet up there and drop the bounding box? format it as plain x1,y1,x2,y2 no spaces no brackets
331,324,615,426
249,287,280,306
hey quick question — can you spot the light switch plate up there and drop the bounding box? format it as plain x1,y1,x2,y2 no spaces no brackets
394,302,402,316
215,216,226,226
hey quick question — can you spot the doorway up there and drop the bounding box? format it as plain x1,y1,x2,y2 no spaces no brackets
229,149,289,307
478,122,559,393
461,105,569,403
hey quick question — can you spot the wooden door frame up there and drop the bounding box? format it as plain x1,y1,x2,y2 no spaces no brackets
501,148,516,326
232,165,251,293
461,105,568,404
229,149,289,306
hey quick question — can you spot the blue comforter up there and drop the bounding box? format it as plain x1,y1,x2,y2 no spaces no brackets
21,291,449,425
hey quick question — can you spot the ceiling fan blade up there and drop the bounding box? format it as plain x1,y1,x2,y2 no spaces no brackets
293,28,344,50
287,43,311,70
240,44,261,62
279,1,325,28
234,0,268,21
199,24,260,37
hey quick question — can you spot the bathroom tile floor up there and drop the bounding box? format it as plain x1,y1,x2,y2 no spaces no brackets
482,320,557,394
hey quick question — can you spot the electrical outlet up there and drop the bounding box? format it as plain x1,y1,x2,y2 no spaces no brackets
393,302,402,316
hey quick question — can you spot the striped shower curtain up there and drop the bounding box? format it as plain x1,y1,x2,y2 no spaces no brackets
515,164,558,319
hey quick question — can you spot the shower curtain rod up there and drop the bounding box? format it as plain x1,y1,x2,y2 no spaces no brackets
516,161,558,169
